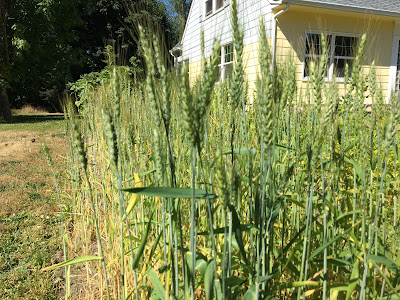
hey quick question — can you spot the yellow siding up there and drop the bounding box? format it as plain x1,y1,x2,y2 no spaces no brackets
243,41,260,97
275,5,395,100
188,4,397,102
188,60,203,84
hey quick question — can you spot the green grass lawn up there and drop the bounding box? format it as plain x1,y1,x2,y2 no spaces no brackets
0,114,65,132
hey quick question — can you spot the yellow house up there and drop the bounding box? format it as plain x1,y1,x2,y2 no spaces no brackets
172,0,400,101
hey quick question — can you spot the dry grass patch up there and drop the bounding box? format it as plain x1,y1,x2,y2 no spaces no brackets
0,115,67,298
11,105,49,115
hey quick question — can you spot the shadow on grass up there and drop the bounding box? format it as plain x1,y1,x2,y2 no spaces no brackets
9,114,65,124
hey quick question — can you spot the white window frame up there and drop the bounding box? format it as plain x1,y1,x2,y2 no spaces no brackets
387,22,400,102
394,39,400,94
204,0,227,18
217,43,234,82
302,31,360,82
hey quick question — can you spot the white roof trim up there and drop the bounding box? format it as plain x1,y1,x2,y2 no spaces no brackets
283,0,400,18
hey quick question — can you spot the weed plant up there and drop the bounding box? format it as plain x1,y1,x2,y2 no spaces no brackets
59,2,400,298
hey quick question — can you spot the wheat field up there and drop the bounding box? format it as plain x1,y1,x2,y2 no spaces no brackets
49,1,400,299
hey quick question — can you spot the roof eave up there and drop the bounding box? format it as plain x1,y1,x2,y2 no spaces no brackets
282,0,400,18
171,43,182,52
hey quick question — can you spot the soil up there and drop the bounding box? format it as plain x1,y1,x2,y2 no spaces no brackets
0,130,64,160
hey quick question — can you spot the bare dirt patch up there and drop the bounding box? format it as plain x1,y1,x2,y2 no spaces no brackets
0,130,65,161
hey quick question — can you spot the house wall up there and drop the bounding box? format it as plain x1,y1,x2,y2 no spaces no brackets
243,41,262,95
182,0,276,82
275,5,397,100
182,2,400,103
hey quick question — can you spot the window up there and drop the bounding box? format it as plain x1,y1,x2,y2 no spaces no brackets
204,0,225,17
395,40,400,92
217,43,233,82
303,32,359,80
303,33,331,78
333,35,358,78
205,0,213,16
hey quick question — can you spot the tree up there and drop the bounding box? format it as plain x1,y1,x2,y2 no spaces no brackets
0,0,84,112
12,0,83,110
0,0,178,116
71,0,179,79
0,0,11,121
167,0,192,38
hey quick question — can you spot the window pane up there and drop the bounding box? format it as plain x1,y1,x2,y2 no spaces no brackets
396,40,400,91
224,62,233,80
305,33,320,55
216,65,221,82
303,57,310,77
334,36,358,57
206,0,212,15
334,58,353,78
305,33,331,56
303,56,328,78
397,39,400,70
216,0,224,10
224,44,233,63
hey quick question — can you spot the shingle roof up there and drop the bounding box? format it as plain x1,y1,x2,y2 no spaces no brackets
284,0,400,17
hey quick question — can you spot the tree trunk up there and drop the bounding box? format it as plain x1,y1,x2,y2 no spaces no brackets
0,0,11,122
0,86,11,122
0,0,9,63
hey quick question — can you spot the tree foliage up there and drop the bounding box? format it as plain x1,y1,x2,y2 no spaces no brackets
0,0,180,113
167,0,192,37
0,0,83,110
